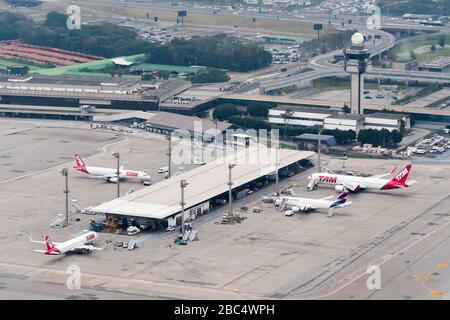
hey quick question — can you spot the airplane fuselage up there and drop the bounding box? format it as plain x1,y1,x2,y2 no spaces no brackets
79,165,150,182
282,197,335,210
47,232,98,255
309,173,407,191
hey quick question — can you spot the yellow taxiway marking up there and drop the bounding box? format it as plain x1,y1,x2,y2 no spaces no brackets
412,258,450,298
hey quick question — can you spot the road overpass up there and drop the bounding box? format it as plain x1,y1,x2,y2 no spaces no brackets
218,93,450,121
259,28,450,93
259,68,450,93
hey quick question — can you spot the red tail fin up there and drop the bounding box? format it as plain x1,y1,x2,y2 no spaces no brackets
389,166,398,175
74,154,85,168
391,164,412,184
45,236,54,251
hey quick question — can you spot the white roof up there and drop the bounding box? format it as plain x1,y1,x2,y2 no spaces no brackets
91,147,314,219
111,57,134,66
93,111,156,122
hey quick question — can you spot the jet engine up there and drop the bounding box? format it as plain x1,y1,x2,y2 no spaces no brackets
108,177,118,183
335,185,345,192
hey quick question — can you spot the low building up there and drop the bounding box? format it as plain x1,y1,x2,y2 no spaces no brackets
144,111,231,141
324,113,364,133
418,56,450,73
268,105,336,127
6,65,28,76
0,74,190,111
89,147,315,230
364,112,410,132
294,133,337,152
401,14,433,20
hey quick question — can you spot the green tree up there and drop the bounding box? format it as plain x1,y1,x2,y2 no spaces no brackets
281,109,294,137
247,102,274,117
192,68,230,83
358,129,403,148
439,34,446,48
145,34,272,72
342,104,351,113
213,104,239,121
431,44,436,51
158,70,170,80
43,11,67,29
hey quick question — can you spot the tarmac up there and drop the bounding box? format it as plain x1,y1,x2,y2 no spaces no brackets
0,118,449,300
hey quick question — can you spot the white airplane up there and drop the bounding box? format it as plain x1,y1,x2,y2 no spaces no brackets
73,154,151,184
30,231,102,255
307,164,416,192
276,190,351,217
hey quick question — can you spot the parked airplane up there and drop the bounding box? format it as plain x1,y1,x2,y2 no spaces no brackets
276,190,351,217
30,231,102,255
307,164,416,192
73,154,151,184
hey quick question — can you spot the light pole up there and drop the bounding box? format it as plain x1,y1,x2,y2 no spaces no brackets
166,134,172,178
214,119,218,161
317,128,322,173
113,152,120,198
180,179,189,238
275,144,280,195
340,153,348,172
228,163,236,218
61,168,69,226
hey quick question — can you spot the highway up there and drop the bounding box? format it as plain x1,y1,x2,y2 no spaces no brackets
259,26,450,93
66,0,450,92
70,0,450,33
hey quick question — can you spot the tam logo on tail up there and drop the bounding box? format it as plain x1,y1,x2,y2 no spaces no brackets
73,154,87,173
382,165,413,190
45,236,54,250
394,164,411,184
74,154,85,167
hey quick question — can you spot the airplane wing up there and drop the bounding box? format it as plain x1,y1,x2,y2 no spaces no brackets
400,180,417,187
88,175,116,180
29,236,60,245
33,250,47,254
320,193,336,200
72,245,103,251
372,166,397,179
341,182,360,192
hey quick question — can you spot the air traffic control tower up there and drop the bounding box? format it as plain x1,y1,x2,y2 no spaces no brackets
343,32,370,114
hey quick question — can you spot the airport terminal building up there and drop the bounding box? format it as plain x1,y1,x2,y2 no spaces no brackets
0,74,190,111
90,147,314,230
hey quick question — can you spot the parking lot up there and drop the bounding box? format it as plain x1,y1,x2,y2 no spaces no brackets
0,119,450,299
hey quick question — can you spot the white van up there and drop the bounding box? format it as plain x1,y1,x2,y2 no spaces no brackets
158,166,169,174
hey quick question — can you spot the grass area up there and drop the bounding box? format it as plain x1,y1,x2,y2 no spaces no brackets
130,63,205,74
392,33,450,61
312,78,349,91
325,148,380,159
32,54,146,76
416,47,450,63
0,56,50,71
76,1,335,41
280,143,297,150
392,85,442,105
265,141,298,150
